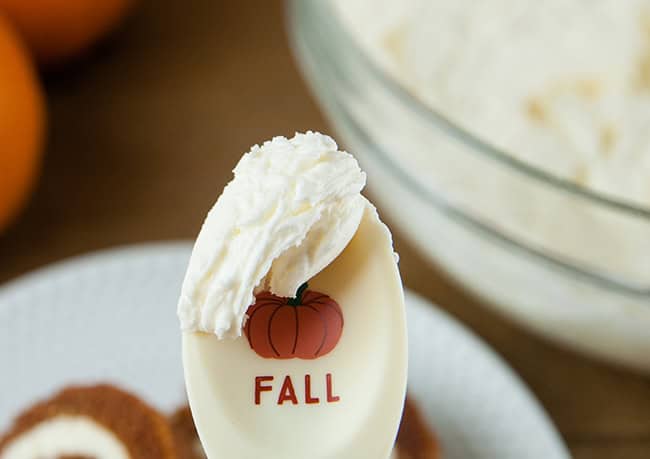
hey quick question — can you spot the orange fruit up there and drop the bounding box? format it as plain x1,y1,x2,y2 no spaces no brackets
0,0,133,64
0,13,44,233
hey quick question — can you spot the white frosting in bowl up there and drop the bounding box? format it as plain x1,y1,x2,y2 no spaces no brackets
333,0,650,207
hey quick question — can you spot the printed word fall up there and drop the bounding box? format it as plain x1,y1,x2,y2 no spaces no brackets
254,373,341,405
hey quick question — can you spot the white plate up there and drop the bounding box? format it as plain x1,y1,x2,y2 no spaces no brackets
0,243,569,459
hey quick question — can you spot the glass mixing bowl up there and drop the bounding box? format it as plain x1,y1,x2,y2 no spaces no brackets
288,0,650,371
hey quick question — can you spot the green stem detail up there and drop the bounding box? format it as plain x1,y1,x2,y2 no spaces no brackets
288,282,309,306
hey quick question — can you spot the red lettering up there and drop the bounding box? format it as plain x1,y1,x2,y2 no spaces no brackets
277,375,298,405
326,373,340,403
254,376,273,405
304,374,320,404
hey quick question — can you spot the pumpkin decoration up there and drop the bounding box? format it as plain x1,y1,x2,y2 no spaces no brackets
244,283,344,360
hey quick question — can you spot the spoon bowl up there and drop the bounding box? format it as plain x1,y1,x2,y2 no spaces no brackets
183,207,408,459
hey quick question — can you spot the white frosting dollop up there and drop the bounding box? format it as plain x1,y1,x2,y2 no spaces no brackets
0,415,130,459
178,132,368,338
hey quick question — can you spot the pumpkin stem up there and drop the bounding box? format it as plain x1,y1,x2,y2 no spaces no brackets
288,282,309,306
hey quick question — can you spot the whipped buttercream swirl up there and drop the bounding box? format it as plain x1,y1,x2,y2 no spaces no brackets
178,132,368,338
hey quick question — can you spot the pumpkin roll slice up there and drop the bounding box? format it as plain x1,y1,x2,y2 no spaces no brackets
0,384,177,459
170,396,439,459
169,406,205,459
393,396,440,459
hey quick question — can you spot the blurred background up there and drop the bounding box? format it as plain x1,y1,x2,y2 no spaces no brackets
1,1,650,458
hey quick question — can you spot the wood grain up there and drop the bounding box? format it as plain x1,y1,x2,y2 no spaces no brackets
0,1,648,457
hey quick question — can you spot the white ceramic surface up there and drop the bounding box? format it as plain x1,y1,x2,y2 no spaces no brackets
0,243,570,459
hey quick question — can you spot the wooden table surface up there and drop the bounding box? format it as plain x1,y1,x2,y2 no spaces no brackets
1,1,649,457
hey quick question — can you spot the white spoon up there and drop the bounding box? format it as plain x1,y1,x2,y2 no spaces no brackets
183,205,408,459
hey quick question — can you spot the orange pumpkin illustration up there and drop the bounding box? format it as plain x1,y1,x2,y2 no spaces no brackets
244,283,343,360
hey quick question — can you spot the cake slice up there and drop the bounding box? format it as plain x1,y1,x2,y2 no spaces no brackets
0,384,178,459
394,396,440,458
169,406,205,459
